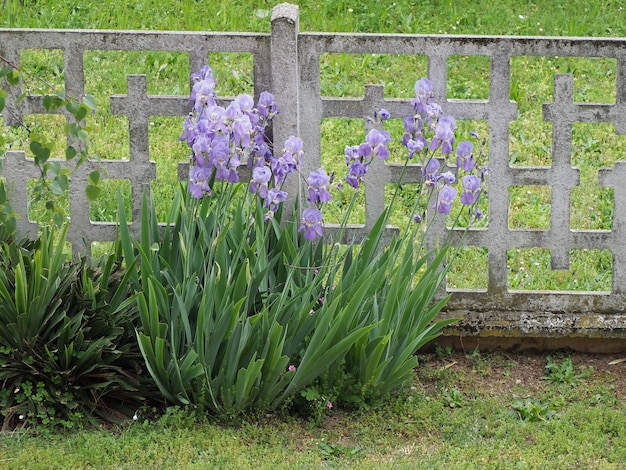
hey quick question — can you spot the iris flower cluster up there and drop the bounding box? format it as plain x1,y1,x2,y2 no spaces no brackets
181,66,487,243
181,64,329,240
180,65,303,220
344,77,488,223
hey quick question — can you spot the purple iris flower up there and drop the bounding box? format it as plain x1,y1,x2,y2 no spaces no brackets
191,135,210,164
414,77,433,100
406,139,424,159
307,168,332,204
299,207,324,241
377,108,390,121
270,156,292,185
188,165,212,198
436,185,457,214
344,145,360,165
250,141,272,166
460,175,481,205
264,188,288,212
439,171,456,185
213,153,231,181
237,94,261,128
191,80,216,112
191,65,215,84
403,113,426,147
257,91,278,120
206,133,230,163
423,158,440,181
231,113,252,148
346,161,368,189
203,105,228,135
403,115,418,134
425,103,443,125
179,114,198,146
360,128,391,160
283,136,304,166
456,140,475,172
412,77,434,113
429,116,456,154
250,166,271,198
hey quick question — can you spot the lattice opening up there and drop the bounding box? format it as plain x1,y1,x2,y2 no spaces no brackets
446,247,489,291
509,56,617,105
508,185,551,229
91,241,116,261
84,50,190,96
207,52,254,96
447,55,490,100
19,49,65,94
507,248,612,292
149,116,188,222
320,53,428,98
89,179,131,223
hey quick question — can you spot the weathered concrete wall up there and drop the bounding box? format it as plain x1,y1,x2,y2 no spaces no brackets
2,3,626,344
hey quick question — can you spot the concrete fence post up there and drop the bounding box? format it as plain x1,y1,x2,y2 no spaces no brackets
271,3,301,222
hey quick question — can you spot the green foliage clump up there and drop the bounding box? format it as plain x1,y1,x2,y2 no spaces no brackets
0,228,155,430
118,185,455,418
541,356,585,385
511,398,557,422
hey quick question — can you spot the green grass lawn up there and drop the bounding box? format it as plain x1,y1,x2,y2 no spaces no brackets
1,350,625,468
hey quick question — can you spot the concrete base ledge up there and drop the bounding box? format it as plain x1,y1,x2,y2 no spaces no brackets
434,310,626,353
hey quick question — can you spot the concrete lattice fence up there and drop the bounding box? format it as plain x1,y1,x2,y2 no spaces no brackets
2,3,626,346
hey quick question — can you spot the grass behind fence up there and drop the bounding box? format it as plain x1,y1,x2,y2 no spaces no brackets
1,0,626,290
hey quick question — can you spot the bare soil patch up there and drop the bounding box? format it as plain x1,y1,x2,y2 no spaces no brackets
416,350,626,402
